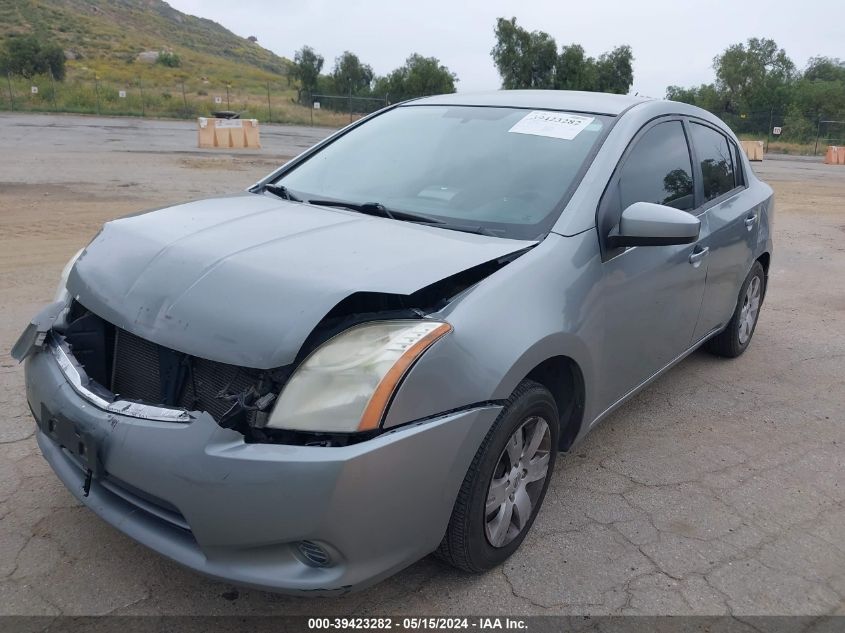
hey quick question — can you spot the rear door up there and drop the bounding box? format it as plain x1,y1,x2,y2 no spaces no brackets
596,118,710,409
687,121,758,340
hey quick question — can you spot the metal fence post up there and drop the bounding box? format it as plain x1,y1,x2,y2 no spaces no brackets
50,71,57,112
267,81,272,122
6,72,14,108
765,107,773,153
94,76,100,115
181,80,188,116
814,117,822,156
140,79,145,117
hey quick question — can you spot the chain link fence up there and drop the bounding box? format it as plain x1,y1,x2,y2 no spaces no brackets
3,75,842,154
309,93,389,124
712,108,844,155
0,73,383,127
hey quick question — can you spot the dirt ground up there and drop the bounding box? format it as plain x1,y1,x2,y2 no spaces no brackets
0,113,843,616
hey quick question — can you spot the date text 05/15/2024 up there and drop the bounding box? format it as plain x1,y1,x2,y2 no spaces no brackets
307,617,528,630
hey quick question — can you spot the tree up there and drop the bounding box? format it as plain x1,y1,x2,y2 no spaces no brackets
665,38,797,115
491,17,633,93
39,42,67,80
795,56,845,127
667,43,845,143
803,57,845,82
714,37,795,113
595,45,633,94
555,45,596,90
401,54,457,98
331,51,374,96
1,35,66,80
291,45,324,103
491,17,557,89
666,83,727,112
782,103,816,142
665,84,699,104
373,54,457,102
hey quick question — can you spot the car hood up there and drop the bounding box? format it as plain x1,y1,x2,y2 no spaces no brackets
67,193,535,368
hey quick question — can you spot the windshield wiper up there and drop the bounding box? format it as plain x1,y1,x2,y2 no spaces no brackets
306,199,443,225
262,183,302,202
437,224,502,237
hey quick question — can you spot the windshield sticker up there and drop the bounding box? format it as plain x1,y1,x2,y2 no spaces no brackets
508,111,595,140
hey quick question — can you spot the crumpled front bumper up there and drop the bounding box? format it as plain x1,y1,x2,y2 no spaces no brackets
24,345,501,594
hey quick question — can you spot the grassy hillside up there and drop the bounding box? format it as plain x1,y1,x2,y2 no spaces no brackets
2,0,291,84
0,0,350,125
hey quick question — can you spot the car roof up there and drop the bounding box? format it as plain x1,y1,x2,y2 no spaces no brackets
406,90,652,116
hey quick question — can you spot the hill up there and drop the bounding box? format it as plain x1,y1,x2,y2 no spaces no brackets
1,0,290,85
0,0,355,125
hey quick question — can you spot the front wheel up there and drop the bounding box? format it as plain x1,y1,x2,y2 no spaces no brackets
436,380,559,572
705,261,766,358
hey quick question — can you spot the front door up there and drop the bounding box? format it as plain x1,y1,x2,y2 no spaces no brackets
596,118,709,410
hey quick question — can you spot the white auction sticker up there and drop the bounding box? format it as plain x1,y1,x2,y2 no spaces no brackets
509,110,595,140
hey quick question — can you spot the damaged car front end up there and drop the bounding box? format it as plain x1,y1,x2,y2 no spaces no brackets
13,93,649,592
15,211,532,591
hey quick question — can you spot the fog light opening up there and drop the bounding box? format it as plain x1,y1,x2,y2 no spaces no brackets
297,540,332,568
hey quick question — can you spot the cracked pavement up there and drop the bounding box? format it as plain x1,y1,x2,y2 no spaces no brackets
0,113,843,616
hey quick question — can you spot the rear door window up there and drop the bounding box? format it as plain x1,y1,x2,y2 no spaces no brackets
689,123,737,201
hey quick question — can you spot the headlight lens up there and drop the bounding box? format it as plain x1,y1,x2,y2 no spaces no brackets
266,320,452,433
53,248,84,303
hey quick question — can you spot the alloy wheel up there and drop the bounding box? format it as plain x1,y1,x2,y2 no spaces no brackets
484,416,552,548
738,275,762,345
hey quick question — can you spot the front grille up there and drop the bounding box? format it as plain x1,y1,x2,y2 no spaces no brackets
108,327,259,422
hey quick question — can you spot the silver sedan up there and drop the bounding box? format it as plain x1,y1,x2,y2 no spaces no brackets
13,90,773,593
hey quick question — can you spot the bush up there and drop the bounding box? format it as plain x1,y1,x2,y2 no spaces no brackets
782,105,816,142
1,34,66,80
156,51,181,68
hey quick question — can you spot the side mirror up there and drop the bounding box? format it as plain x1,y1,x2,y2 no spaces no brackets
607,201,700,248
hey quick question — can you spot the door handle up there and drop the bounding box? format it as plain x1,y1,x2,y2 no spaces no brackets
745,214,757,230
689,246,709,266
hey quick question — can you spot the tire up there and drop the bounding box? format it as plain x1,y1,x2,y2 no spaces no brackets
436,379,559,572
705,261,766,358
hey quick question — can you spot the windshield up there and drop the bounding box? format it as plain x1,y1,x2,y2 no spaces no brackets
274,105,610,240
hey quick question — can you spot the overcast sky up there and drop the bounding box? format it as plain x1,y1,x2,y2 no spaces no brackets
168,0,843,97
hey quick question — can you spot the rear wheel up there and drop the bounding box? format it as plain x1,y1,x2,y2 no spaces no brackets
436,380,559,572
705,261,765,358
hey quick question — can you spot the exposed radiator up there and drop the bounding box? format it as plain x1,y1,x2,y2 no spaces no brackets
110,327,258,421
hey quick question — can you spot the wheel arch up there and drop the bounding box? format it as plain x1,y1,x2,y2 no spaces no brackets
756,251,771,299
521,355,586,452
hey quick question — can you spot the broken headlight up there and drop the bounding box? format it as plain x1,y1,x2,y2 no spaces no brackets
266,320,452,433
54,248,84,304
